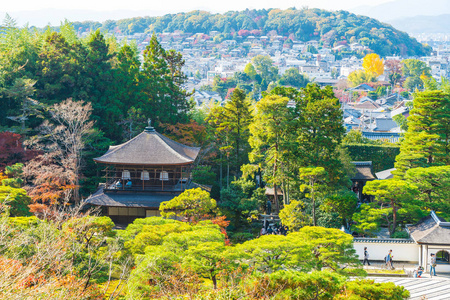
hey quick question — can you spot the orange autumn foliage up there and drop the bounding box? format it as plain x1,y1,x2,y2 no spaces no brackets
160,121,207,147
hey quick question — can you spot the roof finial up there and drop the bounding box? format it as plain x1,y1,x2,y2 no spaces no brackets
145,118,155,132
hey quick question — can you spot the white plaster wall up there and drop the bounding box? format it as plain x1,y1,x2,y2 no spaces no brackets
354,241,420,263
434,264,450,273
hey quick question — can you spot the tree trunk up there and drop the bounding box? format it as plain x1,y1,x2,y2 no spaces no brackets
312,195,316,226
311,180,316,226
392,201,397,236
220,152,223,190
227,158,230,188
212,273,217,289
282,180,287,205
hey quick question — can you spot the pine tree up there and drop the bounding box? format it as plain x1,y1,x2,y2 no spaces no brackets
141,33,192,126
395,90,450,176
207,88,253,178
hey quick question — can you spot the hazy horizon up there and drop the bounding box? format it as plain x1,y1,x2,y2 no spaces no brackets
3,0,450,30
1,0,392,27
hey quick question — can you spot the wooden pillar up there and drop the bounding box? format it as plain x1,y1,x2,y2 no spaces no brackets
162,165,164,191
142,166,145,191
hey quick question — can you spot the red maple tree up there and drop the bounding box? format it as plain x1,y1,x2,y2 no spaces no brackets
0,132,38,171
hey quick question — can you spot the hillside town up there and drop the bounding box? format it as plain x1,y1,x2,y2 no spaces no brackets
2,4,450,298
85,29,450,142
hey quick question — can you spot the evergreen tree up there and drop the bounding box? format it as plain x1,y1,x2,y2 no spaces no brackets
35,32,77,103
295,84,346,185
249,94,294,209
207,88,252,177
83,29,114,135
141,33,192,126
395,90,450,176
107,43,142,141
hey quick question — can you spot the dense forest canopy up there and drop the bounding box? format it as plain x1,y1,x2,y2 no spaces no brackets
70,8,430,56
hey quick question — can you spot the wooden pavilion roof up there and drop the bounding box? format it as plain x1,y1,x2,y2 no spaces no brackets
94,126,201,166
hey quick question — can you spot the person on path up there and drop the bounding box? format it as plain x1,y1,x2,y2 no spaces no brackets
389,250,394,269
363,247,370,266
414,266,424,278
430,253,437,276
385,250,394,269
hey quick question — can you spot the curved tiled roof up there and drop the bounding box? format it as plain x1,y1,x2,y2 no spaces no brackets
94,130,201,166
408,212,450,245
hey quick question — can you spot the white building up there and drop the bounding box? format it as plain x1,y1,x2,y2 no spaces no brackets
354,212,450,273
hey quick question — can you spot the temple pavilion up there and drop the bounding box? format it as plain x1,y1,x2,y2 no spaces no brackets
85,122,201,224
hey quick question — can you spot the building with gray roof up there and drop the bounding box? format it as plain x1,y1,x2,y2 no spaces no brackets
85,121,202,224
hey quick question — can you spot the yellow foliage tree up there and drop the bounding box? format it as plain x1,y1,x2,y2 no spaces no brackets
362,53,384,77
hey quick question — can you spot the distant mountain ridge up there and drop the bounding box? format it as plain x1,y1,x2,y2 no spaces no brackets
69,8,430,57
387,14,450,34
350,0,450,21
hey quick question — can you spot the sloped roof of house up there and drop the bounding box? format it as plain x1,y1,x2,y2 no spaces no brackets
353,100,381,111
350,84,375,92
408,212,450,245
351,161,376,181
94,125,201,166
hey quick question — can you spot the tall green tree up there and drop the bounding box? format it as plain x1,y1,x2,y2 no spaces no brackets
141,33,192,126
295,84,346,182
249,94,294,209
207,88,252,176
268,84,347,187
107,43,142,141
35,31,80,104
0,17,40,127
395,90,450,176
83,29,114,135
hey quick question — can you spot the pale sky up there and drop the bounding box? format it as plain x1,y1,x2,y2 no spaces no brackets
3,0,392,13
1,0,395,26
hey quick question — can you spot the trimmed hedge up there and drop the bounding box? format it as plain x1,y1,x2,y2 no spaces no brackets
343,144,400,173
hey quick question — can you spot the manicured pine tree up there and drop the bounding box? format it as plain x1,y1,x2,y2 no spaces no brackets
395,90,450,176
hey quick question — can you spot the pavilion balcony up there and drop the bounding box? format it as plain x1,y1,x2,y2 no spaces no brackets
101,166,193,193
103,177,191,193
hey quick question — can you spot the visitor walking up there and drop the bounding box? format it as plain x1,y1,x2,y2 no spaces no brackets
385,250,394,269
363,247,370,266
430,253,437,276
